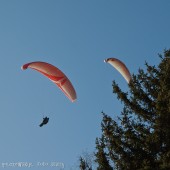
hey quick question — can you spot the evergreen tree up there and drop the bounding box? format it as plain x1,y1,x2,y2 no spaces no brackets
95,136,113,170
95,50,170,170
79,152,94,170
79,156,91,170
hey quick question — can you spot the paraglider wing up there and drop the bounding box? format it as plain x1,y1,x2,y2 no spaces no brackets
21,61,77,102
104,58,131,83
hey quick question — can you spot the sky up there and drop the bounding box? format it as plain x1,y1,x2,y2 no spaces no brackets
0,0,170,169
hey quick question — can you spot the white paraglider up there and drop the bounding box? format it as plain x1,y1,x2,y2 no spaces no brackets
104,58,131,83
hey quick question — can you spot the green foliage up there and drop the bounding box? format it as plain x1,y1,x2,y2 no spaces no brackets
94,50,170,170
79,152,94,170
79,156,92,170
95,136,113,170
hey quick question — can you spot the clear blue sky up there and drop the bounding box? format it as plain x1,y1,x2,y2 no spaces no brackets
0,0,170,169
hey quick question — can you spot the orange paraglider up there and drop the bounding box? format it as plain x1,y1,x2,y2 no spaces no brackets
21,61,77,102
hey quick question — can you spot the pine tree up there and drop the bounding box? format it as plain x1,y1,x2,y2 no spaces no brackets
95,50,170,170
95,136,113,170
79,156,91,170
79,152,94,170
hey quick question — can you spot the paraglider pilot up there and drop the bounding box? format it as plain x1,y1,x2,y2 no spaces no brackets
39,117,49,127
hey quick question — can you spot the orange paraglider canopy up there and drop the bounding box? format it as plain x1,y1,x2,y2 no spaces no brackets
21,61,77,102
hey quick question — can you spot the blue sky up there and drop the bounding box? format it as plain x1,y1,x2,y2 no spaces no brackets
0,0,170,169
